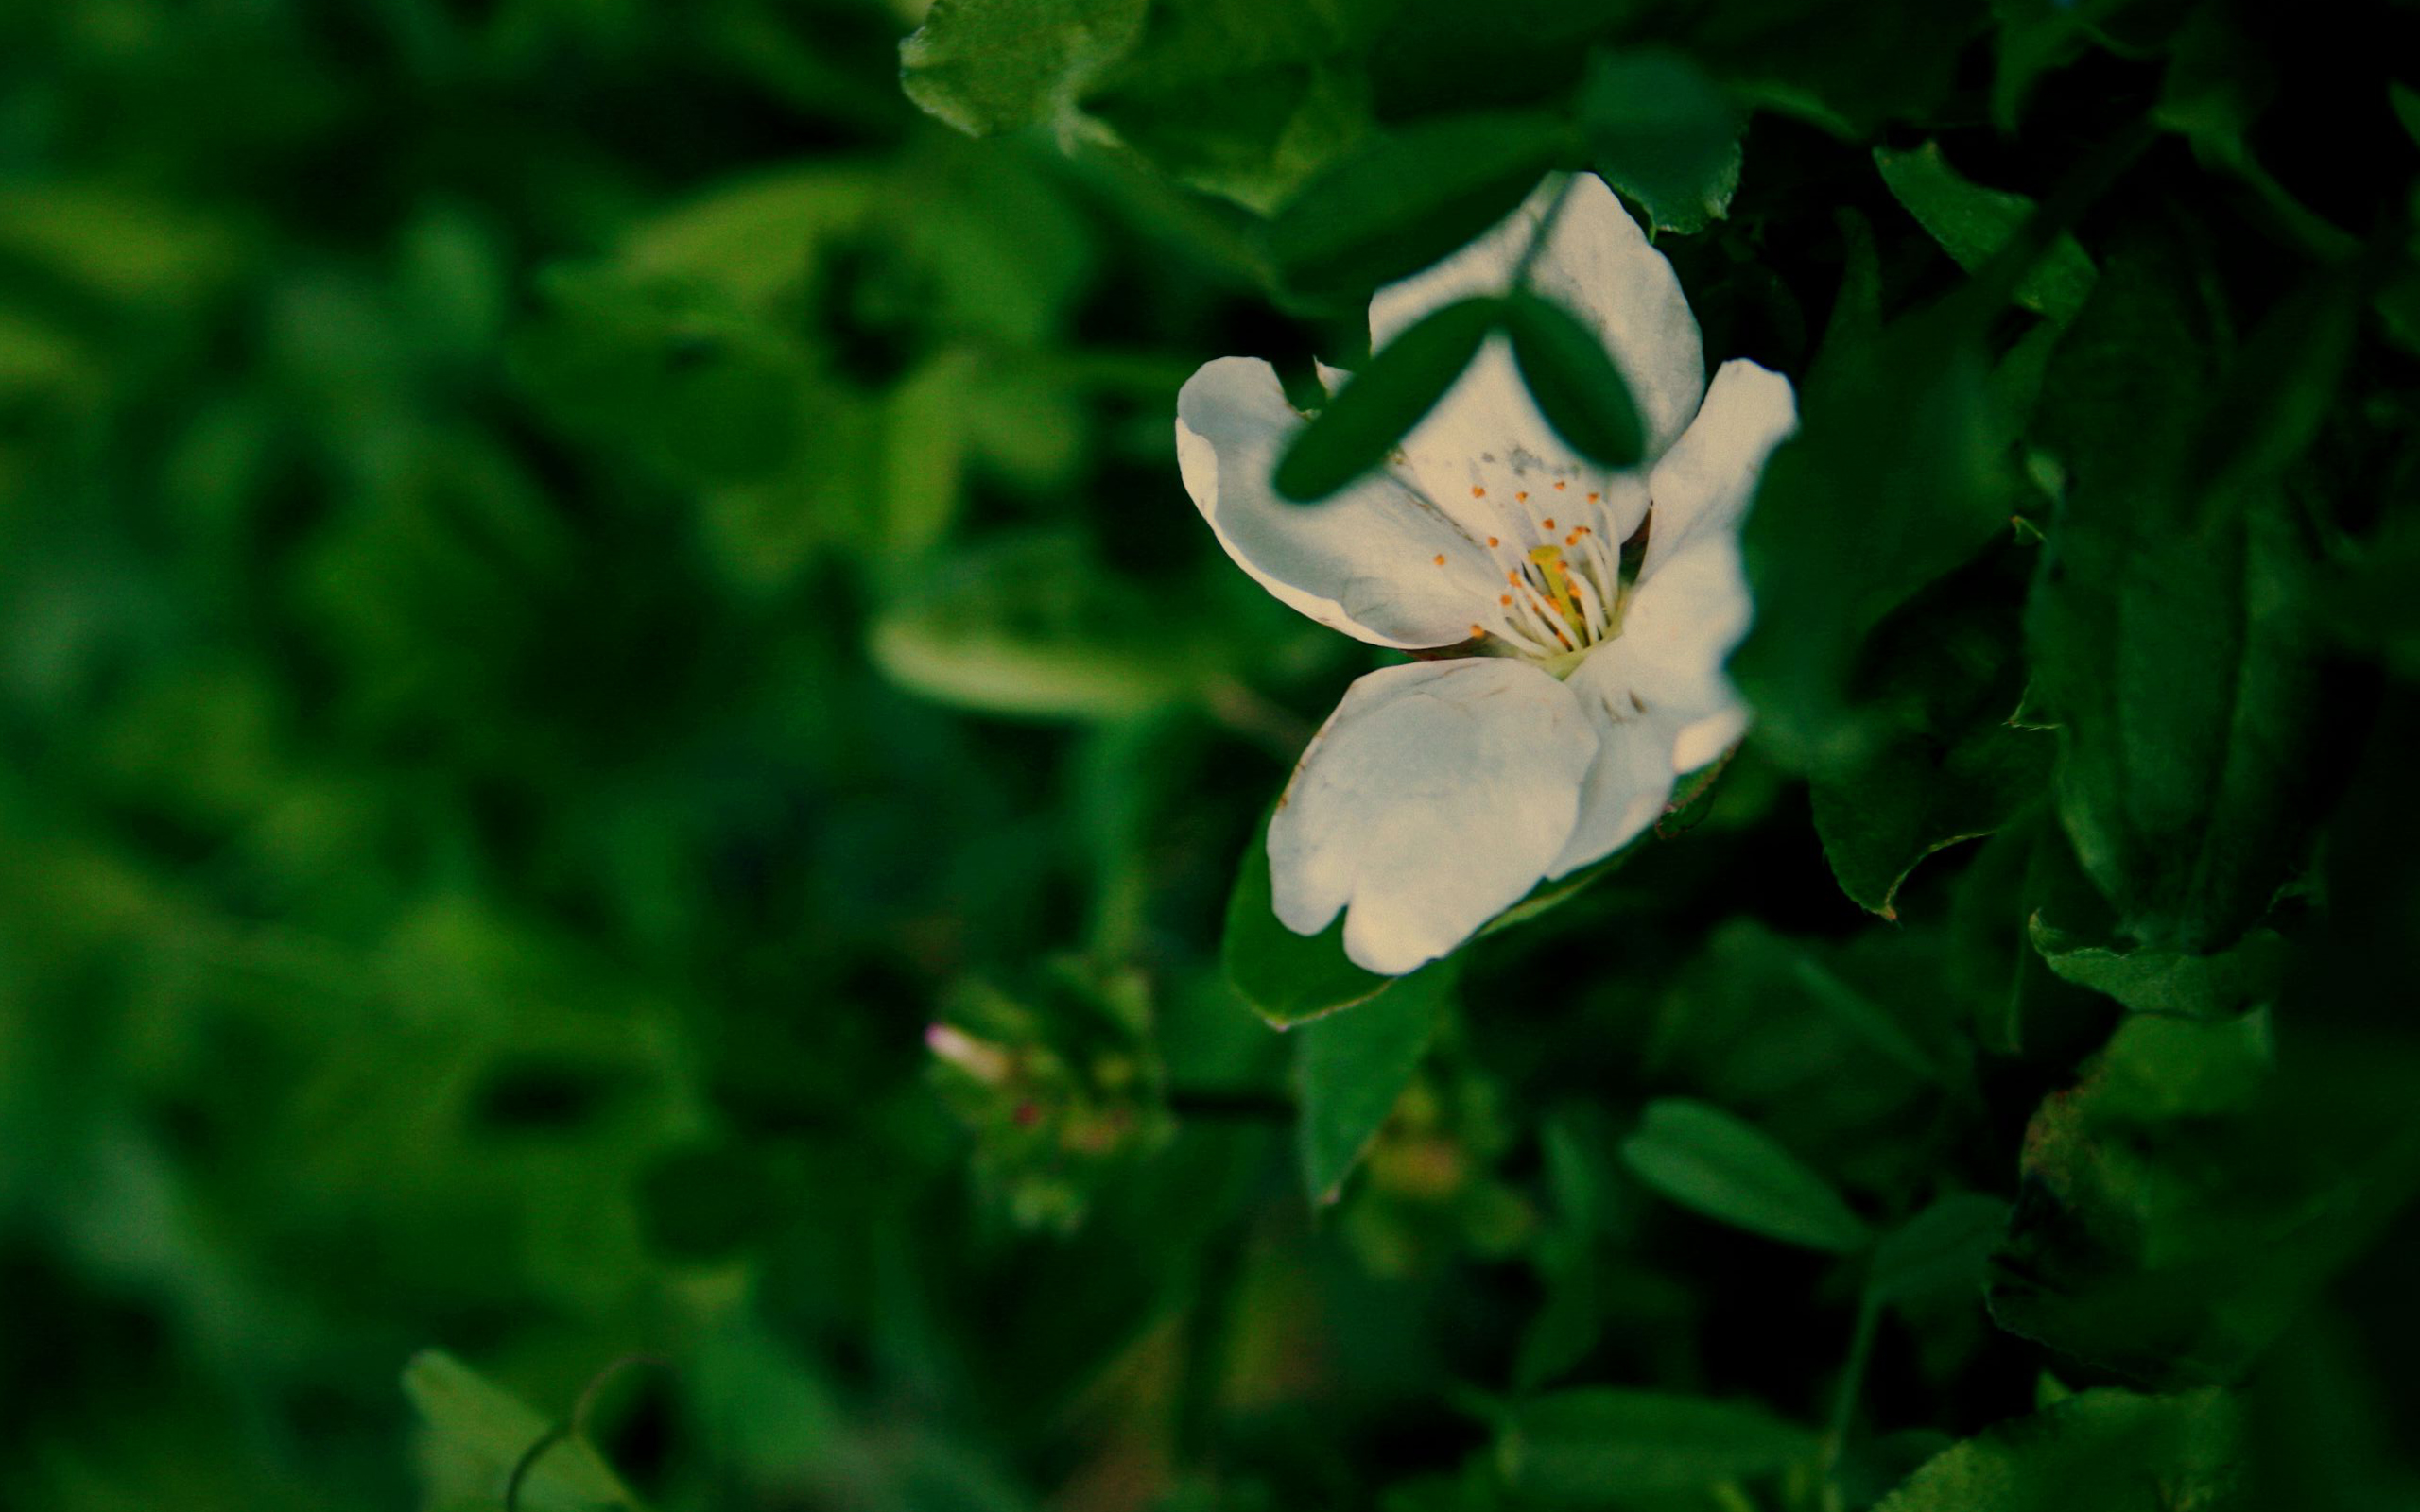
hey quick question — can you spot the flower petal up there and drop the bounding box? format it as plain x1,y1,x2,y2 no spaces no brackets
1547,539,1754,875
1543,703,1685,879
1373,173,1705,461
1270,658,1598,974
1177,356,1505,649
1642,358,1798,582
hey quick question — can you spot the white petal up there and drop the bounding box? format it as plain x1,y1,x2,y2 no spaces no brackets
1642,358,1798,582
1547,540,1754,876
1611,536,1754,718
1544,702,1685,878
1372,173,1705,461
1270,658,1598,974
1177,356,1505,649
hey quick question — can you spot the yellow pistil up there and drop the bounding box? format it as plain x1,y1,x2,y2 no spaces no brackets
1526,544,1589,641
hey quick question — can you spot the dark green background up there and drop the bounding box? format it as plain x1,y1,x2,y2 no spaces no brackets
1,1,2415,1508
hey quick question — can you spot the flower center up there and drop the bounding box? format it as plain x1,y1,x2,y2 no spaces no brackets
1453,475,1634,665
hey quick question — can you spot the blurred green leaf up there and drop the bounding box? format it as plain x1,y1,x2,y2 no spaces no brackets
1576,49,1742,235
1686,0,1986,137
1989,1012,2413,1387
2394,80,2420,146
637,1144,786,1263
1870,1193,2011,1312
1875,142,2098,323
900,0,1149,136
1498,1388,1819,1501
0,182,247,310
1295,965,1452,1202
405,1351,646,1512
1275,296,1499,501
1873,1388,2240,1512
868,532,1210,719
1501,292,1645,469
1621,1097,1873,1253
1266,113,1569,299
2179,266,2363,522
620,163,879,306
510,266,804,488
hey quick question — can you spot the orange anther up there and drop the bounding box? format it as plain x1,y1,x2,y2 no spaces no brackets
1554,480,1567,490
1515,491,1529,502
1433,554,1446,566
1486,536,1499,547
1587,491,1600,502
1542,517,1556,530
1470,624,1486,639
1565,532,1581,546
1499,593,1513,605
1472,486,1486,497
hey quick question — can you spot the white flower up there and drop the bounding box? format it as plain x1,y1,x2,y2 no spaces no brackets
1175,173,1800,976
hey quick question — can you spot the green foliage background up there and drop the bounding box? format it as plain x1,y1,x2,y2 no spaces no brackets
1,0,2416,1508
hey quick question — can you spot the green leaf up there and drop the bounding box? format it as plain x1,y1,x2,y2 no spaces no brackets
1501,292,1646,469
1294,965,1454,1202
2178,266,2363,521
899,0,1149,137
1731,310,2012,773
1685,0,1984,138
1498,1389,1819,1501
1873,1388,2241,1512
2026,240,2345,951
2028,919,2290,1019
1870,1193,2010,1312
1274,296,1499,501
1575,48,1743,235
1620,1097,1873,1253
1079,0,1379,211
1809,555,2056,916
1875,141,2098,324
1266,112,1569,299
405,1351,647,1512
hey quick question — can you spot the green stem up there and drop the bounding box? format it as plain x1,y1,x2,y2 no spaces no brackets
1818,1287,1884,1502
1173,1230,1251,1473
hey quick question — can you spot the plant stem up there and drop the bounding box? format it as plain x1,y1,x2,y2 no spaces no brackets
1818,1287,1884,1509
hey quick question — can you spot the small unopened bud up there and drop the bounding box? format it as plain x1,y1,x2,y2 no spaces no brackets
925,1023,1015,1086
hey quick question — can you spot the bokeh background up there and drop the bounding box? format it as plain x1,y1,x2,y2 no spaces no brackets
3,2,2417,1510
